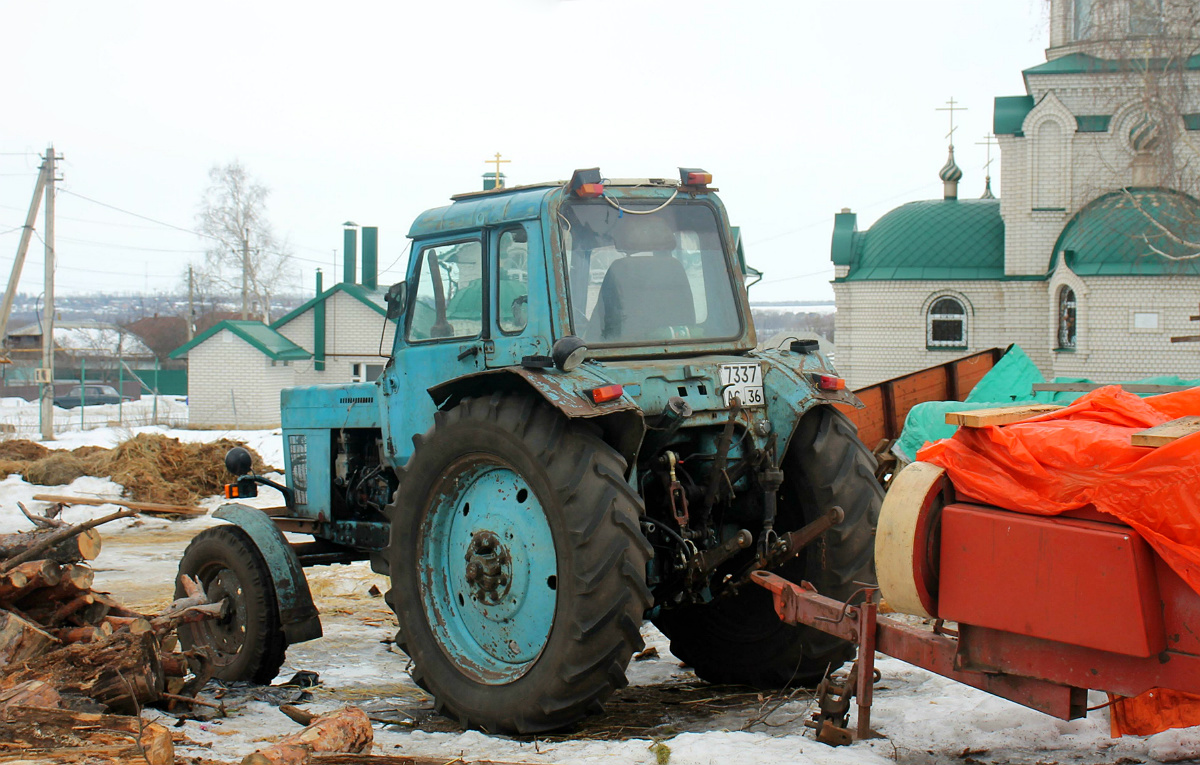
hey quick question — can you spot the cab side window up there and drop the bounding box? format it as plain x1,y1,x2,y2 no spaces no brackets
407,240,483,342
497,228,529,333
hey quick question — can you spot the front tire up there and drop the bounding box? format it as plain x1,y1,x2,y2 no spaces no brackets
176,525,287,684
386,393,652,734
654,405,883,687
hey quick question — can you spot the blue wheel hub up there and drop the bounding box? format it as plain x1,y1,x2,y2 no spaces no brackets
419,458,558,684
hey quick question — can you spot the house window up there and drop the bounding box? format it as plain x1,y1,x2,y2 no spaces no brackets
1058,287,1077,349
927,297,966,348
1133,311,1160,330
351,363,384,382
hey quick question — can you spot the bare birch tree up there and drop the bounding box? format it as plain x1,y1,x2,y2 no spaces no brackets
194,161,296,322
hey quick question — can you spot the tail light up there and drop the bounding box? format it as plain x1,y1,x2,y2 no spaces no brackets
814,374,846,391
589,384,624,404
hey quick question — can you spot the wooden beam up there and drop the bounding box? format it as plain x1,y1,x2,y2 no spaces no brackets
32,494,206,517
1031,383,1196,394
1132,416,1200,447
945,404,1064,428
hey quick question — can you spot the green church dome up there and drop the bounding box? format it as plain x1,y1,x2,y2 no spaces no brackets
1053,189,1200,276
838,199,1005,281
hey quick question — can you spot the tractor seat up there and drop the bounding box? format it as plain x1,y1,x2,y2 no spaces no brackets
587,255,696,343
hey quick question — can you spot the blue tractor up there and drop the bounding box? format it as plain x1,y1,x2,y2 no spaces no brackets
175,168,883,734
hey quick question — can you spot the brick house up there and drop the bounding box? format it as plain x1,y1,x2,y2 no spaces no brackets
832,0,1200,388
171,227,397,427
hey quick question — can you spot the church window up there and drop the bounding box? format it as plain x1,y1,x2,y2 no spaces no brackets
1057,287,1077,349
1130,0,1164,35
927,297,967,348
1073,0,1095,40
1035,121,1067,210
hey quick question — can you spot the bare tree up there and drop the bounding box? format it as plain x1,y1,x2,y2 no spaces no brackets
195,161,296,322
1054,0,1200,258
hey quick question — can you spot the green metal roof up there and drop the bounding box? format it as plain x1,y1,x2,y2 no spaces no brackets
836,199,1005,281
272,282,390,329
1025,52,1200,76
994,95,1034,136
1185,114,1200,130
1052,188,1200,276
169,320,313,361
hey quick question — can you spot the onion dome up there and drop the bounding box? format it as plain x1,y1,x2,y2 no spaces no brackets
981,175,996,199
1129,112,1162,153
939,146,964,182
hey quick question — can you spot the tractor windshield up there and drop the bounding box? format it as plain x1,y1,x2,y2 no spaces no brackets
561,199,742,346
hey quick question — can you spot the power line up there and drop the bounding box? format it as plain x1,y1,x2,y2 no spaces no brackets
58,187,212,238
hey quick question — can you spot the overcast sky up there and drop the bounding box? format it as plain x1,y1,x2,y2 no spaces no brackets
0,1,1048,304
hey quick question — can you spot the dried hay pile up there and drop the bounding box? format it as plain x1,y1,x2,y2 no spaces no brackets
0,434,275,505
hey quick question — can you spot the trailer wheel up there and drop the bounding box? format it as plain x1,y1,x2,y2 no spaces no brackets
654,405,883,687
176,525,287,684
386,393,652,734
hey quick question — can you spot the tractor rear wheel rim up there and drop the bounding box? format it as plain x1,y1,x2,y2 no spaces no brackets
419,457,557,684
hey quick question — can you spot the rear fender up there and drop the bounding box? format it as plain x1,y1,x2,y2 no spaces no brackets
212,504,323,644
428,368,645,468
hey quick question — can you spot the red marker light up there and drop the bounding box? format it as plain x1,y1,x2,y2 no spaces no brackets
575,182,604,198
816,375,846,391
590,384,624,403
686,171,713,186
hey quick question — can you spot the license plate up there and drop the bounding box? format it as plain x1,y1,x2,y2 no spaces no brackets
719,363,764,407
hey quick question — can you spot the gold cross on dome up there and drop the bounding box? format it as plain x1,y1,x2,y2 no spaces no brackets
486,152,510,189
936,97,968,147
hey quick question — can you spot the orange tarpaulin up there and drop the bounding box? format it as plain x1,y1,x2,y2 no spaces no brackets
917,385,1200,737
917,385,1200,597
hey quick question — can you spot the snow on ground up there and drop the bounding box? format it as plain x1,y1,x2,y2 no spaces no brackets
0,424,1189,763
0,394,188,436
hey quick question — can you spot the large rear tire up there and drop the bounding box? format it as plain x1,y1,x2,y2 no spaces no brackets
176,525,288,684
386,393,652,734
653,405,883,687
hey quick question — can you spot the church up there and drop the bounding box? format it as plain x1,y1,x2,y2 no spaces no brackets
832,0,1200,389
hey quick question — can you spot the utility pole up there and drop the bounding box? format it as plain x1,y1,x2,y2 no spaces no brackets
241,240,249,320
40,145,58,441
0,158,51,345
187,265,195,341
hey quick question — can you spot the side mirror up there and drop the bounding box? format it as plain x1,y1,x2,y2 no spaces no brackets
385,281,407,320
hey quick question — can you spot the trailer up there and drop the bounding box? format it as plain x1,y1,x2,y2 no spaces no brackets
753,414,1200,744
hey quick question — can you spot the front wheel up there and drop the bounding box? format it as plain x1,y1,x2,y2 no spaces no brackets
386,393,651,734
176,525,288,684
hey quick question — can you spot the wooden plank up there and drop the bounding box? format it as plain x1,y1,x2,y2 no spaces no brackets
1132,416,1200,447
945,404,1064,428
1032,383,1196,394
32,494,206,517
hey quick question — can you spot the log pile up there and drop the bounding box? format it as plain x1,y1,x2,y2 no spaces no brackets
0,505,219,763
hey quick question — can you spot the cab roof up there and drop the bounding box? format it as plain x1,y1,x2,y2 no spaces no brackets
407,178,690,239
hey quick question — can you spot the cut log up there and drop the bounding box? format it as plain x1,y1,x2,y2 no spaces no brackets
0,630,162,713
0,560,62,604
1131,415,1200,447
32,493,207,517
0,609,60,668
159,652,188,677
242,706,373,765
0,527,101,565
0,509,138,573
37,563,94,600
52,625,105,644
0,707,173,765
945,404,1064,428
101,615,152,635
0,569,28,602
0,680,61,716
